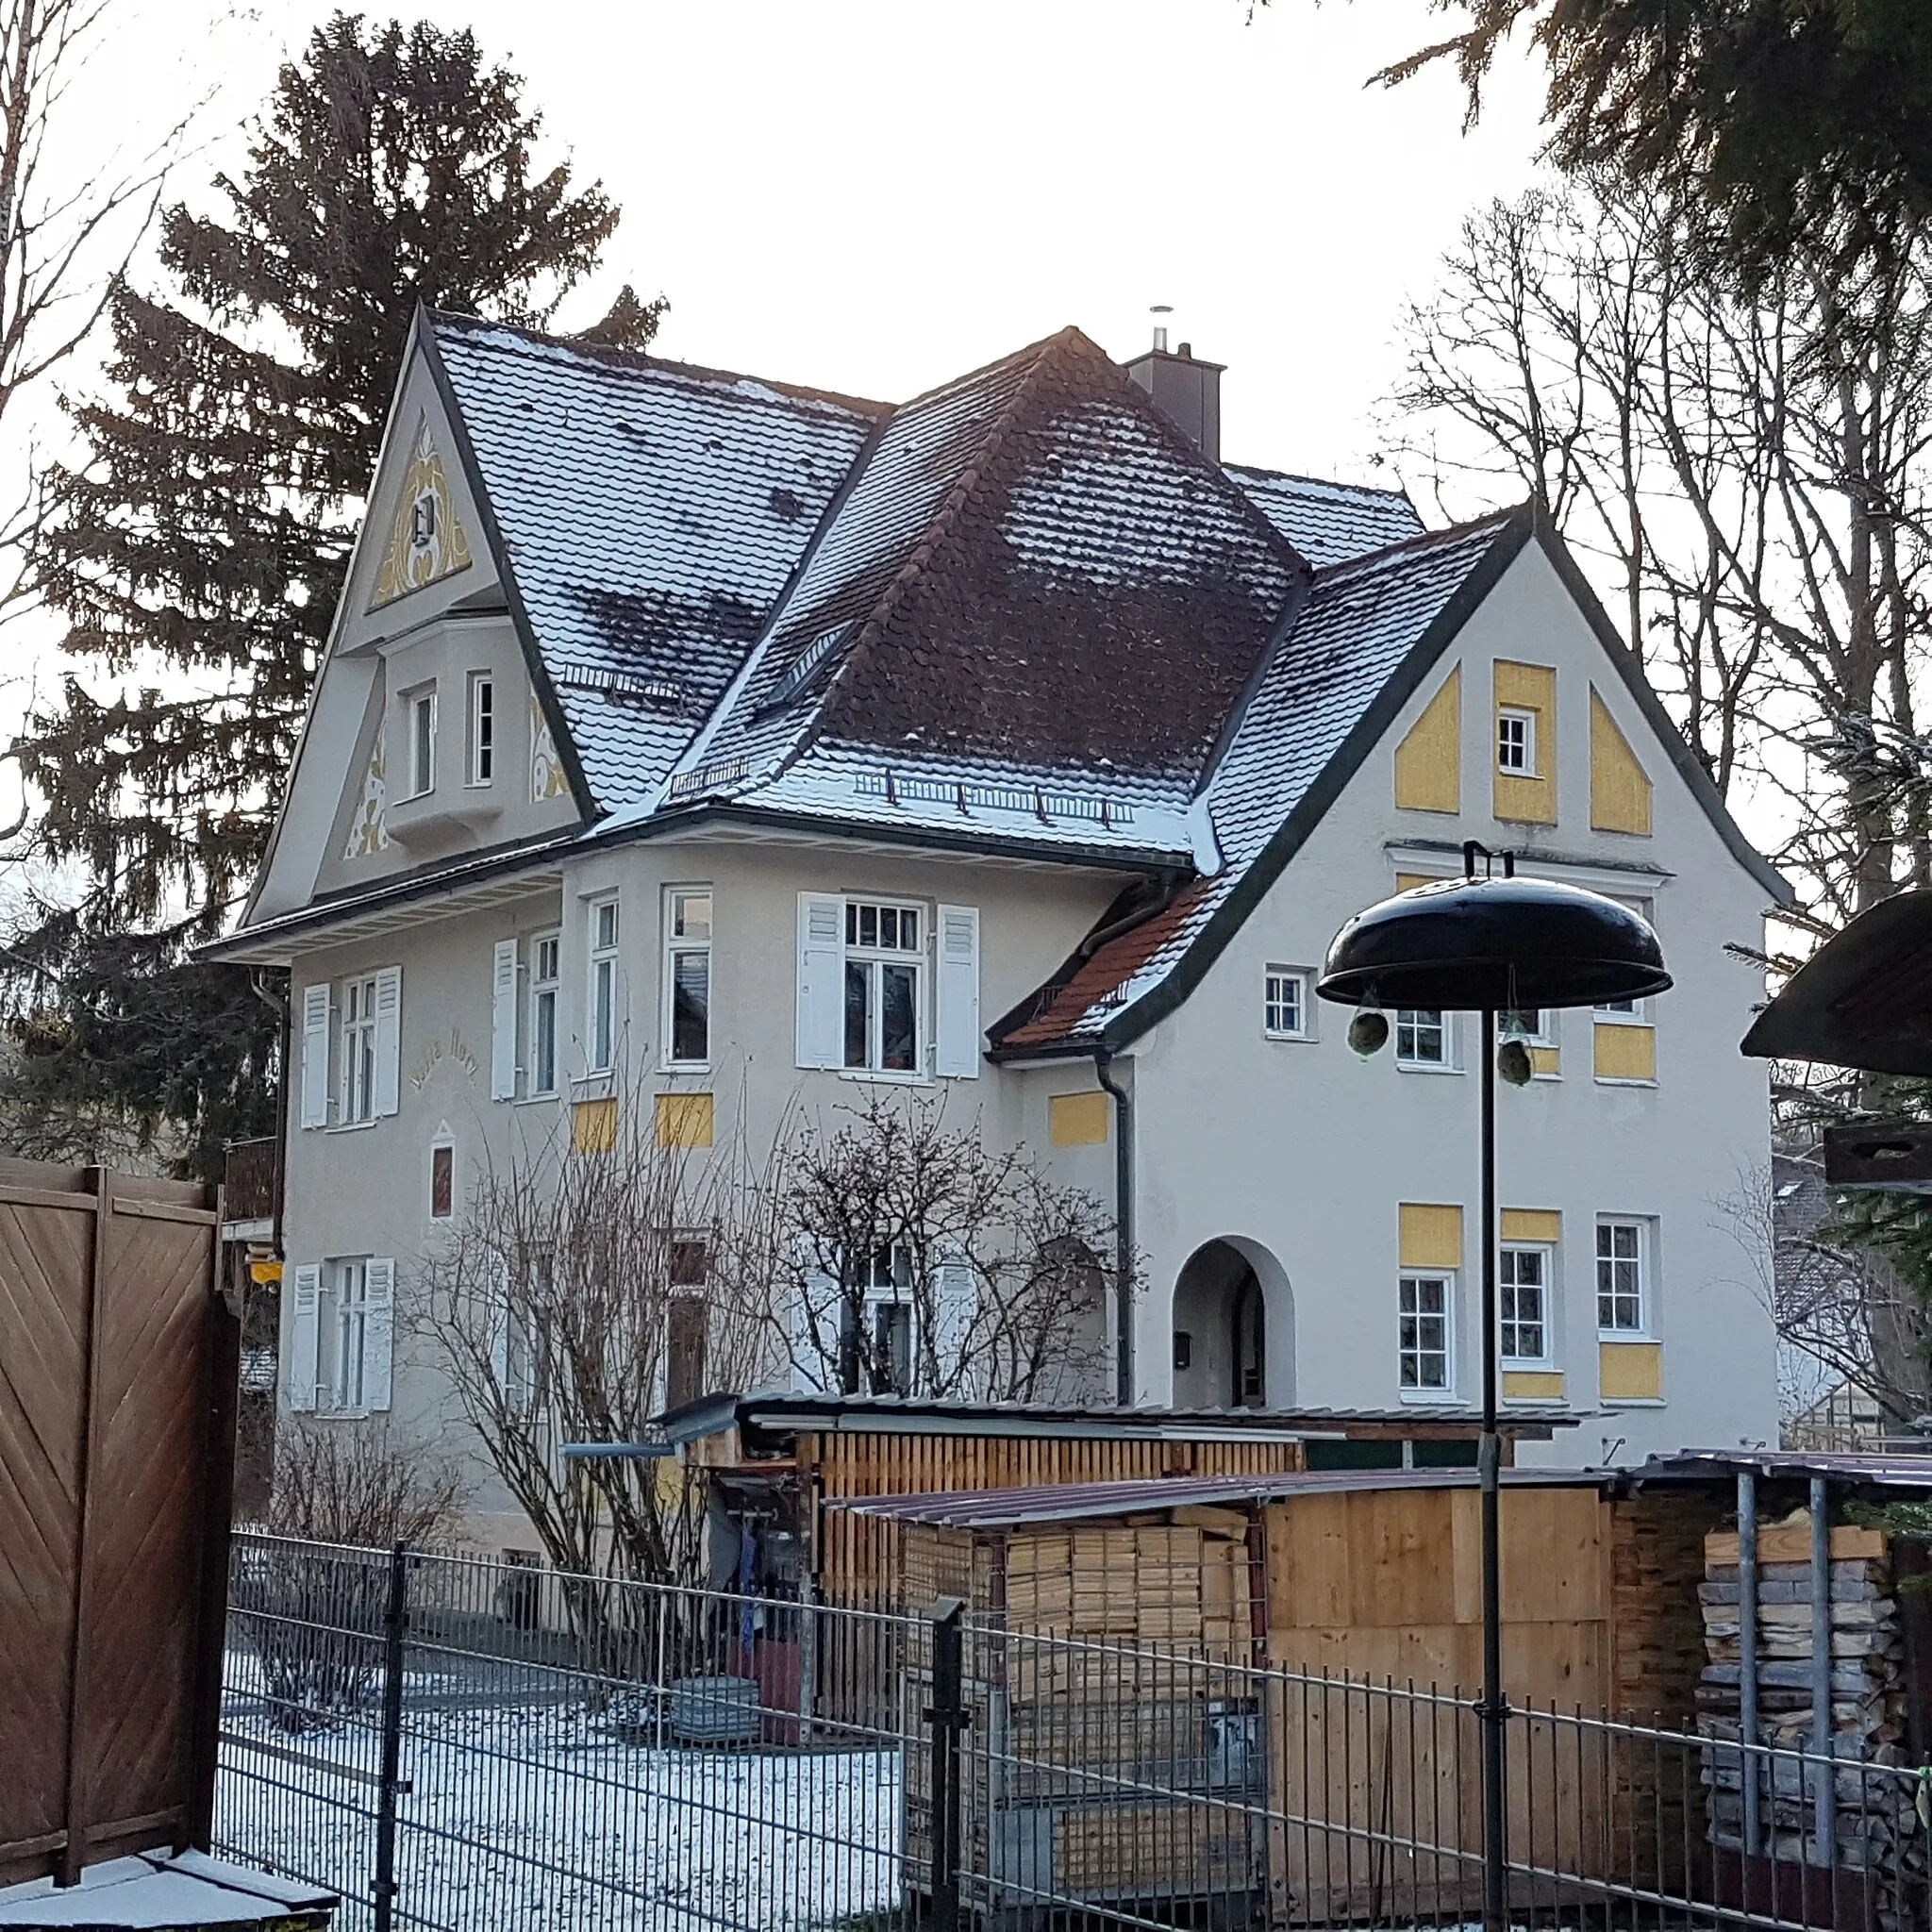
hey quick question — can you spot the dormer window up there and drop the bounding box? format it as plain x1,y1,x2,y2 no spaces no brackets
467,672,494,786
407,687,436,797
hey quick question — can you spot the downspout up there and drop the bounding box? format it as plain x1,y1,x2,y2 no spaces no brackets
250,969,291,1261
1093,1049,1134,1407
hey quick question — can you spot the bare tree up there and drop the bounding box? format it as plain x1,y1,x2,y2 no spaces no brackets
768,1092,1126,1405
262,1421,467,1548
413,1077,770,1589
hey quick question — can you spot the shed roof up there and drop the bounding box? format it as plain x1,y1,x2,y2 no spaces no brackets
1635,1446,1932,1490
832,1466,1618,1528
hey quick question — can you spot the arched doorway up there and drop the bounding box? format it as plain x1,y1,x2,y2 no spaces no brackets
1170,1238,1291,1409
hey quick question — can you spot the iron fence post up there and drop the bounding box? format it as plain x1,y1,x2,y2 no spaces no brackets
373,1541,408,1932
925,1595,967,1932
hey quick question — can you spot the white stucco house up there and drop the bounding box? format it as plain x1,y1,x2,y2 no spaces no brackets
211,308,1790,1530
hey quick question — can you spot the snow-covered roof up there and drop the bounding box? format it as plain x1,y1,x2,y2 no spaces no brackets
1224,463,1424,569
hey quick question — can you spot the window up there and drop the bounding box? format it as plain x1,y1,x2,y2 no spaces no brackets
1597,1220,1646,1333
1264,967,1308,1040
588,899,619,1074
407,687,436,797
841,1244,914,1394
1500,1246,1550,1361
1498,707,1537,774
335,1258,369,1409
467,673,494,786
843,900,921,1074
341,974,380,1124
529,932,559,1095
430,1142,454,1220
664,889,712,1067
1498,1008,1550,1044
1399,1273,1453,1392
1396,1008,1448,1067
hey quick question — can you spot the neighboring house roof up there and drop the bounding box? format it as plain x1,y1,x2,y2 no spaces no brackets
1222,463,1423,569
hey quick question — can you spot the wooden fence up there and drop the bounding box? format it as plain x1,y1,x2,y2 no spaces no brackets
0,1160,234,1888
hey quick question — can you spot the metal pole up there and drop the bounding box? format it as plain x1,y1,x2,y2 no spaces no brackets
1809,1474,1836,1869
1478,1004,1507,1932
926,1596,966,1932
374,1543,408,1932
1739,1470,1761,1857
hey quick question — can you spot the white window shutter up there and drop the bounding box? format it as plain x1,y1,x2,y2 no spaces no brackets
288,1264,321,1411
298,985,331,1129
490,940,519,1101
363,1257,395,1412
795,893,843,1070
935,905,981,1078
373,965,403,1117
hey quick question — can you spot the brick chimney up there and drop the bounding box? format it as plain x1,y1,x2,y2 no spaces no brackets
1124,320,1224,463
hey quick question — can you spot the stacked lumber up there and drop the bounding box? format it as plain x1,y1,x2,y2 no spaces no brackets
1696,1517,1924,1923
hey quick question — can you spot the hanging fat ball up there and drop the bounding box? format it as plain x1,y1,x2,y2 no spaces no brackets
1348,1009,1391,1058
1496,1039,1534,1087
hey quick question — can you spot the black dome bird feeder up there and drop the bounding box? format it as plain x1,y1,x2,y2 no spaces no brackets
1317,842,1670,1932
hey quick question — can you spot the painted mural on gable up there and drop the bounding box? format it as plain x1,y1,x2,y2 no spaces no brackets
530,694,570,803
343,732,391,858
369,416,474,609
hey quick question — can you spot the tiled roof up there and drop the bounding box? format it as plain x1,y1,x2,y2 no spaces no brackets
991,514,1527,1053
1226,464,1424,569
428,314,883,808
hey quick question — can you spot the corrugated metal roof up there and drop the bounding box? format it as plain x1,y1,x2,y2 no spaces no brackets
832,1466,1616,1528
1637,1447,1932,1489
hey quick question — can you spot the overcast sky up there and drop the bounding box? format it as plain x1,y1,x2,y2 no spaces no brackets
49,0,1550,485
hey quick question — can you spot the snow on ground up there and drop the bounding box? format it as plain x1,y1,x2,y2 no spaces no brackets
214,1691,903,1932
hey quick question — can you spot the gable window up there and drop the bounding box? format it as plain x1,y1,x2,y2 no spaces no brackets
588,898,619,1074
1497,707,1537,774
1399,1273,1453,1393
1499,1245,1550,1361
407,687,437,797
1396,1008,1448,1068
664,889,712,1068
342,975,380,1124
467,673,494,786
1596,1219,1647,1333
529,932,560,1095
1264,967,1309,1040
843,900,921,1074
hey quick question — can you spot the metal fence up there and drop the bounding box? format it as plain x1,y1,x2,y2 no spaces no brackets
215,1533,1930,1930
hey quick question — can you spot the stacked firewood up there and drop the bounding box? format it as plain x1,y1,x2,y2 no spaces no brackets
1696,1517,1926,1923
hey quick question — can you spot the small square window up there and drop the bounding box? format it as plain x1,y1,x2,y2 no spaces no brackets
1263,968,1308,1040
1498,708,1536,774
1396,1009,1448,1066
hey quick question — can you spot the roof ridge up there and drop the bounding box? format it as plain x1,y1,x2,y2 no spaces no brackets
1224,459,1415,505
426,307,891,416
791,327,1081,760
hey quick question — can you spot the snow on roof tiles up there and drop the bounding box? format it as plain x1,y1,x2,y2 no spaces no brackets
1226,463,1424,569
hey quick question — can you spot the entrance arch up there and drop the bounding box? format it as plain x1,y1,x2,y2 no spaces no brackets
1170,1237,1293,1409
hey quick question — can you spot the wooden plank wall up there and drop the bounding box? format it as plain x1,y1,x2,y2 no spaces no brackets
0,1162,232,1889
811,1429,1303,1609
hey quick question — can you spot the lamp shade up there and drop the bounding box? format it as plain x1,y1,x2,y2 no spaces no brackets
1317,875,1671,1011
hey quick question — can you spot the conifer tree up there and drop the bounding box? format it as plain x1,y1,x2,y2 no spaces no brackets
14,13,658,1177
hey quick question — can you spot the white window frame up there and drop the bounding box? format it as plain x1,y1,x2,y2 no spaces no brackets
341,974,380,1124
333,1257,370,1412
1499,1243,1553,1364
587,897,620,1075
860,1243,915,1395
1498,706,1537,775
662,886,713,1071
528,930,560,1097
1498,1008,1556,1047
1395,1008,1454,1071
405,686,437,798
1263,965,1311,1041
841,898,924,1076
1595,1218,1650,1336
467,671,494,787
1399,1271,1455,1397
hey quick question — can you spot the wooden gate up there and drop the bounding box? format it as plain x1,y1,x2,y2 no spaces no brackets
0,1160,235,1887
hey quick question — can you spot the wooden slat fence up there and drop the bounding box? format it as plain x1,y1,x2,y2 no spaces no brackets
0,1159,234,1888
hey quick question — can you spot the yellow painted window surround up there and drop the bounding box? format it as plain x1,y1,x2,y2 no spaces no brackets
1399,1203,1463,1270
571,1095,618,1155
656,1091,715,1149
1600,1340,1663,1402
1050,1091,1110,1147
1493,660,1557,824
1394,666,1461,814
1593,1022,1657,1083
1590,688,1653,835
1500,1208,1561,1243
1503,1370,1566,1402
